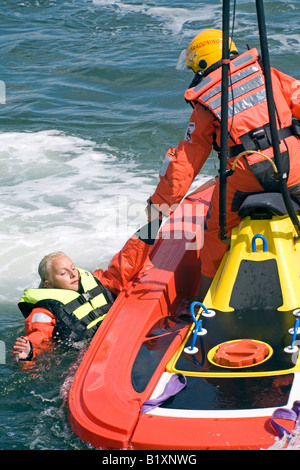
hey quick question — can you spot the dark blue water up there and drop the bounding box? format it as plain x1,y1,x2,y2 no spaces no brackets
0,0,299,450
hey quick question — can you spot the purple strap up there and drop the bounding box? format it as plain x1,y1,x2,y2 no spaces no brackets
141,373,187,415
271,400,300,439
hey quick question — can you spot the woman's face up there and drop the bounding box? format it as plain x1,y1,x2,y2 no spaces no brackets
45,255,80,291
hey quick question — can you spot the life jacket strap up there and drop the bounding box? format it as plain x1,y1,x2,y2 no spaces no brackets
63,284,107,312
56,310,102,342
228,119,300,159
56,303,109,342
55,282,116,341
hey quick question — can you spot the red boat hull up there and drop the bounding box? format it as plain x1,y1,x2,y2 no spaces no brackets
68,181,291,450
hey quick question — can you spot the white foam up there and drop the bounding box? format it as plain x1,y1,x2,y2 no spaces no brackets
268,33,300,55
1,129,211,302
92,0,221,36
144,5,221,36
0,130,156,301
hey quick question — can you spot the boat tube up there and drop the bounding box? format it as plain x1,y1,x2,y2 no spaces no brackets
68,181,300,449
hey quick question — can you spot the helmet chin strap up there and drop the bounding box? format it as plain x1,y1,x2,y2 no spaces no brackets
187,70,204,89
189,49,239,87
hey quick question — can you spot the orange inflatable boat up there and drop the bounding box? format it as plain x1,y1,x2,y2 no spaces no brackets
68,179,300,450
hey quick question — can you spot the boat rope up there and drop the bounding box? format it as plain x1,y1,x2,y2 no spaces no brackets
291,317,300,350
284,317,300,353
184,301,208,354
255,0,300,239
230,150,278,175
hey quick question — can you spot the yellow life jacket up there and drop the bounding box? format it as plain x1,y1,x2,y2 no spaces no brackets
18,268,116,342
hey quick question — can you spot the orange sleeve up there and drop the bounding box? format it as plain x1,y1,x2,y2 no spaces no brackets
93,234,153,296
24,307,56,359
272,68,300,120
150,105,215,214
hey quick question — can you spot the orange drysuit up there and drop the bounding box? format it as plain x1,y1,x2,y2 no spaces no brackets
150,48,300,279
21,232,153,359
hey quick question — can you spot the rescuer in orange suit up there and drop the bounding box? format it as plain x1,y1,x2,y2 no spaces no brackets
12,222,159,361
147,29,300,300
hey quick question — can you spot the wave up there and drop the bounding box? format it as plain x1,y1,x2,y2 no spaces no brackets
0,130,156,300
91,0,300,58
92,0,222,36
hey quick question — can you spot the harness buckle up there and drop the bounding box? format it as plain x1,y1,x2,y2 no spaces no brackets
78,292,92,304
249,127,270,150
87,311,98,322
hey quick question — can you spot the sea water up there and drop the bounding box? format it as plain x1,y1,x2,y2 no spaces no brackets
0,0,299,450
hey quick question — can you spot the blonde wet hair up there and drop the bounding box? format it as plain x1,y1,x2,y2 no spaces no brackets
38,251,66,287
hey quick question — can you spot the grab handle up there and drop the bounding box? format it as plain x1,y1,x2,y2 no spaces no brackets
252,234,267,252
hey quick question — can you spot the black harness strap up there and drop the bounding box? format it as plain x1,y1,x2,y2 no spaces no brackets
228,120,300,159
55,280,116,341
62,284,110,314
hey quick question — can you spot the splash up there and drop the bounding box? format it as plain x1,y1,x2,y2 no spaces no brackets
0,130,155,302
267,424,300,450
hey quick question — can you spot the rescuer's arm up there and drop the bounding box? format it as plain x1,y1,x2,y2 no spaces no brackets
148,105,215,217
94,221,160,296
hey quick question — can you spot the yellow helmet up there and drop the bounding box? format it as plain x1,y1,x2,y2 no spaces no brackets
184,29,238,74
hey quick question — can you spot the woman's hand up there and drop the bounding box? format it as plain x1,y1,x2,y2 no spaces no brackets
11,336,32,361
